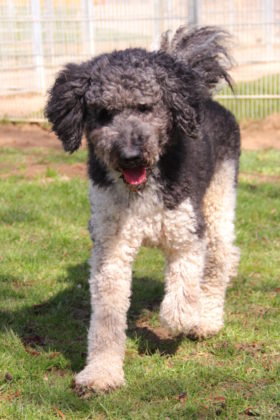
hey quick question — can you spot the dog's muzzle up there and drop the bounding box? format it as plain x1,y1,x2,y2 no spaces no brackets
121,166,147,192
118,147,148,191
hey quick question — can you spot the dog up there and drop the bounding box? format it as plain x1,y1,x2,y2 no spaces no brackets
45,26,240,393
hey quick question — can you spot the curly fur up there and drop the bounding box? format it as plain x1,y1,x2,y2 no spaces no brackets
160,26,233,91
45,26,240,393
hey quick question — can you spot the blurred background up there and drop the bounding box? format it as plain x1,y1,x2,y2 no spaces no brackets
0,0,279,122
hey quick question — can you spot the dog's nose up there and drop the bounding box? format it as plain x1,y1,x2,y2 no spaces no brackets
119,149,141,167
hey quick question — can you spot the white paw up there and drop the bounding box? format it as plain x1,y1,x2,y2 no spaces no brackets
75,357,125,393
187,318,224,340
189,297,224,339
160,294,200,336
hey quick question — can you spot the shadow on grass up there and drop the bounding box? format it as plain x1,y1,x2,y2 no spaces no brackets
0,263,181,372
240,180,280,199
128,276,183,355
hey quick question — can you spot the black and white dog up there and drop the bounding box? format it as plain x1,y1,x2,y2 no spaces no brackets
46,26,240,392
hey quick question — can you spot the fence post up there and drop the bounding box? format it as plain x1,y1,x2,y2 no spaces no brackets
266,0,274,61
81,0,95,58
45,0,54,66
31,0,45,93
7,0,15,33
153,0,165,44
188,0,199,28
229,0,234,33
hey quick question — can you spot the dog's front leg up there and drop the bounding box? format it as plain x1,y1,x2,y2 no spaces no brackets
75,240,138,393
160,239,205,336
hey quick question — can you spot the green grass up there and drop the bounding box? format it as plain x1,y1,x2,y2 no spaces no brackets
0,146,87,166
0,146,88,179
217,74,280,120
227,73,280,97
0,147,279,419
240,149,280,176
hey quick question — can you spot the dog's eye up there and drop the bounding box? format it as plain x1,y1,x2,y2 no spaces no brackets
96,108,113,124
138,104,152,113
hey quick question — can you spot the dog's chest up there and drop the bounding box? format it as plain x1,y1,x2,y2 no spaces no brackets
130,187,197,249
89,180,198,250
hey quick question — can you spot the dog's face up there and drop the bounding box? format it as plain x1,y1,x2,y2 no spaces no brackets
46,46,205,190
46,27,232,190
84,51,173,189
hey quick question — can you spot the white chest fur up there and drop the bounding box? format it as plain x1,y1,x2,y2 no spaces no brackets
88,178,198,251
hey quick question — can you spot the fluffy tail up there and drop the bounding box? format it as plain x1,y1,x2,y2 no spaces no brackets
160,26,233,92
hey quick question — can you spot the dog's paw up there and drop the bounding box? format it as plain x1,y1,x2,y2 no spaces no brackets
186,319,224,340
188,299,224,340
74,359,125,393
189,293,224,339
160,294,200,336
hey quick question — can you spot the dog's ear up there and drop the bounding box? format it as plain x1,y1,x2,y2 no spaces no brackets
160,26,233,92
162,80,199,138
154,57,200,138
45,62,90,152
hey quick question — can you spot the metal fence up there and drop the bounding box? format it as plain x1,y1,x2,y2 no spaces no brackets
0,0,279,121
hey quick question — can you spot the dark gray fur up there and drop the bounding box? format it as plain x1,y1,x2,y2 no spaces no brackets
45,26,240,229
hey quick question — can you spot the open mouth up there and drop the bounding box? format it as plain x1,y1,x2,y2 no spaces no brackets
121,166,147,190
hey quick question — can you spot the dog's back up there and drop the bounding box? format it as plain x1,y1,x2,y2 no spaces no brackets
202,99,240,165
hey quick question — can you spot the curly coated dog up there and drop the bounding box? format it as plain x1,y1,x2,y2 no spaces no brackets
46,26,240,392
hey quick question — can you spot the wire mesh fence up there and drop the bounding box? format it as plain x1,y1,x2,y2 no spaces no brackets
0,0,279,121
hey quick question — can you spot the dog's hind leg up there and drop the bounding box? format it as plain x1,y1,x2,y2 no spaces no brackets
160,238,205,336
193,159,240,339
159,198,207,335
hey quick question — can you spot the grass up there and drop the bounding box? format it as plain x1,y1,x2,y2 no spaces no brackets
0,146,279,419
217,74,280,120
240,149,280,176
0,146,88,179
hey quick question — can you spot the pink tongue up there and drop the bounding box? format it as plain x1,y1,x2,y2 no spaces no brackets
122,167,147,185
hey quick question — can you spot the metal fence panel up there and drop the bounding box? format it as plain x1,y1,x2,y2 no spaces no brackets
0,0,279,121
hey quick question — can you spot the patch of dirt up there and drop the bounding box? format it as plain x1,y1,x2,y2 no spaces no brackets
0,123,62,149
0,163,87,182
11,279,34,290
46,367,67,377
234,342,265,355
239,172,280,183
131,318,182,356
135,322,173,341
21,333,46,348
0,153,87,180
0,115,279,179
0,116,279,152
240,113,280,150
0,123,88,179
0,389,21,402
0,123,87,150
21,161,87,179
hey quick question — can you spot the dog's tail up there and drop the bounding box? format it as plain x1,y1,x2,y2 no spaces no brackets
160,26,233,92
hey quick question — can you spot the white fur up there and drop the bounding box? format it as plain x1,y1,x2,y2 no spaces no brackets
75,160,239,391
197,159,240,338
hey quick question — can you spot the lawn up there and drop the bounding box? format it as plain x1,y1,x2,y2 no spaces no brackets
217,74,280,120
0,145,279,419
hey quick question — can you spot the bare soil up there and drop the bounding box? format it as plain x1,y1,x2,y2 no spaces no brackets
0,123,87,179
0,114,279,179
0,123,62,150
240,114,280,150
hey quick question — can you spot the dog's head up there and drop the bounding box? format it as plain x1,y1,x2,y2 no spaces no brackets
45,27,232,190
